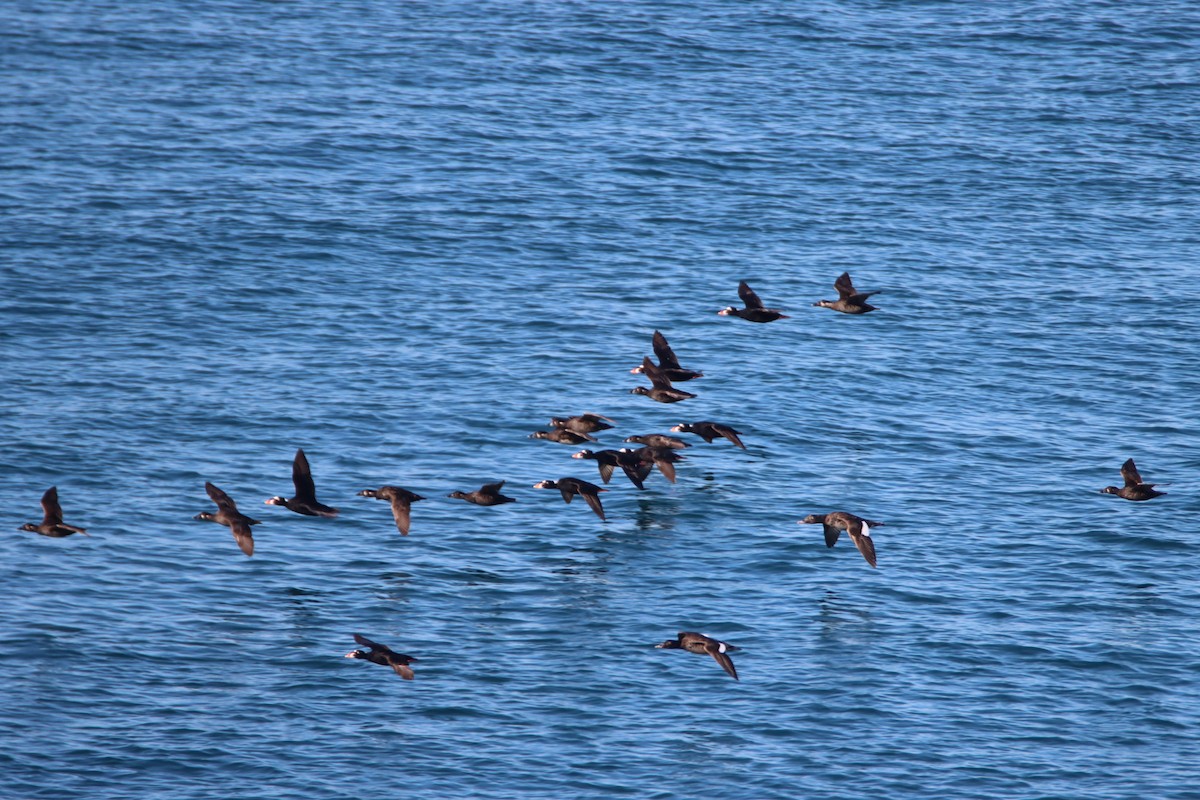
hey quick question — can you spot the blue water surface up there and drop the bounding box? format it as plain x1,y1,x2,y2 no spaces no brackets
3,2,1199,798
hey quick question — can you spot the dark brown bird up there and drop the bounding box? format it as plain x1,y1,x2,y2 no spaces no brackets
357,486,425,535
344,633,418,680
813,272,881,314
530,428,597,444
620,446,684,484
670,421,745,449
1100,458,1167,501
630,331,704,382
265,448,339,517
19,486,89,538
448,480,516,506
624,433,691,450
655,631,740,681
718,281,789,323
572,449,652,490
195,482,259,556
549,413,615,434
798,511,883,568
533,477,609,520
630,356,696,403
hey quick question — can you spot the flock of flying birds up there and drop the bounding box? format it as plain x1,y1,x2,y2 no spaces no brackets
18,274,1170,682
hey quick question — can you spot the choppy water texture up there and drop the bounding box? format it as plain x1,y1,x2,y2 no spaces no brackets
3,2,1200,798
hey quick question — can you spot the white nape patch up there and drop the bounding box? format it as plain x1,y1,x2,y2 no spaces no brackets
861,523,872,538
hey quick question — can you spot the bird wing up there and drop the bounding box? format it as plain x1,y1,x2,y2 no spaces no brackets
391,660,415,680
834,272,857,300
823,523,842,548
40,486,64,525
716,424,746,449
738,281,765,309
230,520,255,556
291,448,317,503
652,330,682,369
557,483,576,504
621,460,651,489
1121,458,1143,487
654,455,677,484
846,519,878,568
641,356,673,390
705,642,740,680
388,496,412,535
354,633,391,653
595,461,615,484
206,482,240,514
582,491,606,520
480,480,506,496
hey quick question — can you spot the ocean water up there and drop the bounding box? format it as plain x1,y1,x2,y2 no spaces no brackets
2,1,1199,798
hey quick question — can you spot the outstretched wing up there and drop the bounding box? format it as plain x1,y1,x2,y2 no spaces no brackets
391,660,415,680
846,519,878,568
716,424,746,449
388,496,413,535
823,523,841,549
206,482,240,514
705,642,740,680
1120,458,1143,488
582,491,606,520
354,633,391,653
834,272,857,300
292,448,317,503
738,281,764,309
40,486,64,525
641,356,673,390
230,520,255,556
652,330,682,370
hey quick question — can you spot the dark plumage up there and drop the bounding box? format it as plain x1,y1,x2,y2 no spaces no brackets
1100,458,1166,501
624,433,691,450
813,272,881,314
357,486,426,535
194,481,259,556
670,421,745,449
717,280,789,323
344,633,418,680
630,356,696,403
655,631,740,681
19,486,89,538
265,448,339,517
630,331,704,382
798,511,883,568
549,413,615,434
448,480,516,506
530,428,597,444
533,477,608,520
572,448,652,490
620,446,684,484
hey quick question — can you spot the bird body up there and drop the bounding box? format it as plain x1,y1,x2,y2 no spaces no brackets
19,486,89,537
798,511,883,568
448,481,516,506
1101,458,1166,501
656,631,740,680
549,414,615,434
572,449,652,489
533,477,608,520
671,421,745,449
358,485,425,534
530,428,597,444
624,433,691,450
813,272,880,314
265,448,339,516
344,633,418,679
631,356,696,403
718,281,789,323
195,482,259,556
630,331,704,382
